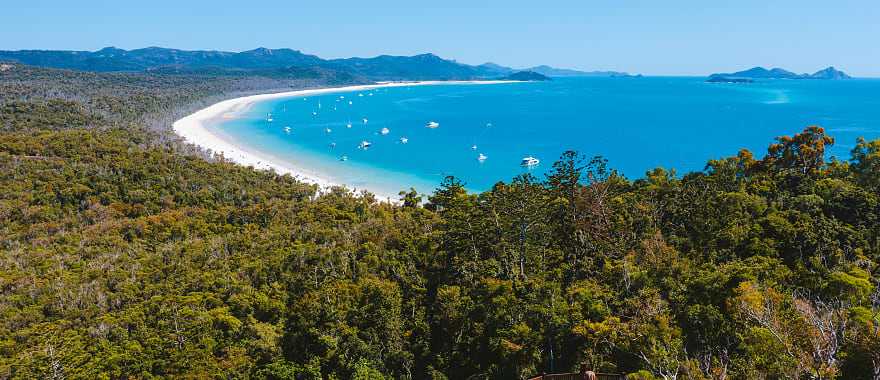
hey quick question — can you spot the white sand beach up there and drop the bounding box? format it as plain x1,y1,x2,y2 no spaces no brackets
172,80,516,200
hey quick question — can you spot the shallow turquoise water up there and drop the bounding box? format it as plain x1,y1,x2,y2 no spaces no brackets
211,77,880,196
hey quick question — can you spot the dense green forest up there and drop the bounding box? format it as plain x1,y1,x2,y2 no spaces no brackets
1,63,879,379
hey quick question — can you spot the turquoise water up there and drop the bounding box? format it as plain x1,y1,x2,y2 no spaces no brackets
211,77,880,196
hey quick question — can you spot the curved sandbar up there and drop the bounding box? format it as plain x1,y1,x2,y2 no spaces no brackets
172,80,518,200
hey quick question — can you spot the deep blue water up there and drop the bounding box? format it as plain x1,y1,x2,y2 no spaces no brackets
211,77,880,196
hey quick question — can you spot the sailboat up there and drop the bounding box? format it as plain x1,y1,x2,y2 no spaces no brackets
520,156,540,167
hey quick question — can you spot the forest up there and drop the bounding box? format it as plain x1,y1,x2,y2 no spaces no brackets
0,63,879,379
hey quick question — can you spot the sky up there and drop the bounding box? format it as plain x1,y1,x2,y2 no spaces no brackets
3,0,879,76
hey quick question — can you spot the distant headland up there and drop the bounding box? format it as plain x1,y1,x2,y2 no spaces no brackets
707,66,851,83
501,71,551,81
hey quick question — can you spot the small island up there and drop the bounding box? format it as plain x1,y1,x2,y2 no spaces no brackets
501,70,551,81
706,75,754,83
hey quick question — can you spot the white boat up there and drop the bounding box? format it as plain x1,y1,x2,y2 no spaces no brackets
363,118,368,124
340,155,348,161
349,101,353,105
359,141,372,149
368,92,374,96
284,126,291,133
312,111,317,116
478,153,488,161
267,113,273,122
400,137,409,144
380,127,390,135
426,121,440,128
358,93,364,97
471,144,477,150
347,122,352,128
339,96,344,99
520,156,540,167
325,128,332,133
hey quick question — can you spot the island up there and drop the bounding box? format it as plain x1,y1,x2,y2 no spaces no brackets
706,75,754,83
707,66,851,82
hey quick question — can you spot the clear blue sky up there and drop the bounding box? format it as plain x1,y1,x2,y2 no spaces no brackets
4,0,879,76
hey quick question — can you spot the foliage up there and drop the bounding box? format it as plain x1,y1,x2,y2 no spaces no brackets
0,65,878,379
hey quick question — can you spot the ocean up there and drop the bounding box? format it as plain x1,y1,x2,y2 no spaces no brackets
208,77,880,196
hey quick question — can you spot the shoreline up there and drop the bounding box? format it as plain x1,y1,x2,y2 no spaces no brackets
172,80,518,201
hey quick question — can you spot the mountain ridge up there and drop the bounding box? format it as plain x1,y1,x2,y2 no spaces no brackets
0,46,615,81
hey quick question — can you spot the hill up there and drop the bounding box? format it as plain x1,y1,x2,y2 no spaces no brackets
501,71,551,81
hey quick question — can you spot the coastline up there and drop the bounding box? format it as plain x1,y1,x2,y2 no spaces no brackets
172,80,518,201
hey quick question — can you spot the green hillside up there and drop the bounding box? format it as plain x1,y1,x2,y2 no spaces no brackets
1,64,878,379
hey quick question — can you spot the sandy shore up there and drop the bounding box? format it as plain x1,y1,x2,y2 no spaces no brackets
172,80,517,200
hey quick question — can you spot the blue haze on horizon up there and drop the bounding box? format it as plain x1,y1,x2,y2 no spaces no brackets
3,0,879,77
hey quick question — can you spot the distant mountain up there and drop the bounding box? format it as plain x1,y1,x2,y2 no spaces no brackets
0,47,633,81
708,66,851,80
0,46,324,72
501,71,551,81
808,66,851,80
326,53,489,81
0,47,516,81
474,62,517,77
522,65,630,77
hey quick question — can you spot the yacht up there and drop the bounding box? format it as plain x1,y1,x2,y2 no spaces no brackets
340,155,348,162
520,156,540,167
471,144,478,150
347,122,353,128
380,127,390,135
426,121,440,129
400,137,409,144
339,96,344,99
267,113,273,122
349,101,353,105
283,126,291,133
363,118,369,124
325,128,332,133
358,93,364,97
359,141,372,149
478,153,488,162
312,111,318,116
